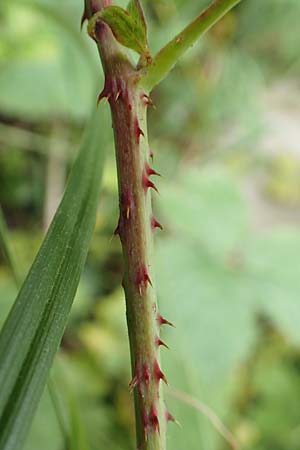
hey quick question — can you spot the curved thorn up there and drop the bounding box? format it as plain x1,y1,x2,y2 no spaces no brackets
156,337,169,350
145,162,161,177
151,216,163,231
154,360,168,385
157,313,175,328
166,411,181,427
143,173,159,194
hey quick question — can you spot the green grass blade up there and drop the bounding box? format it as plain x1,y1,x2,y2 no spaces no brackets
0,106,106,450
0,206,70,444
0,206,21,287
47,379,69,444
67,391,90,450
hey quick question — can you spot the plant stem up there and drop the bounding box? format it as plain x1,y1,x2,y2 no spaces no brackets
85,2,170,449
140,0,242,91
85,0,243,448
110,69,167,450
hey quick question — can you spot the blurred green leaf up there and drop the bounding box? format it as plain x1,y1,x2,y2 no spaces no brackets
231,336,300,450
156,166,300,450
246,229,300,345
0,106,106,450
0,1,98,120
156,167,256,450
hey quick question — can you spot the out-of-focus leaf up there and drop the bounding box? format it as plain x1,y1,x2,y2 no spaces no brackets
52,353,129,450
156,166,300,450
156,167,256,450
0,105,107,450
0,1,98,120
246,229,300,345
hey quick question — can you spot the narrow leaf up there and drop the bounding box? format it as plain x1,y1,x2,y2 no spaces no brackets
89,6,148,56
0,106,106,450
0,206,21,287
0,207,70,444
67,393,90,450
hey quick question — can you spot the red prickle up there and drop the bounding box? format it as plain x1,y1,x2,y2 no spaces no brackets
97,83,111,105
150,404,160,434
114,217,121,236
157,313,175,328
134,118,145,144
145,162,161,177
166,410,181,427
142,173,159,194
154,360,168,385
151,216,163,231
136,265,152,295
156,337,169,349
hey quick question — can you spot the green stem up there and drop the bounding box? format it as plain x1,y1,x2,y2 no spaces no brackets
85,2,169,449
139,0,243,92
85,0,242,448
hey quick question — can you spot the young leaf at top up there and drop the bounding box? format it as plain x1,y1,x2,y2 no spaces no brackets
88,5,149,57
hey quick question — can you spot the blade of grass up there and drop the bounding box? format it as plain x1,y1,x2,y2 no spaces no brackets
48,371,90,450
47,379,70,443
0,207,70,444
0,105,106,450
0,206,21,287
67,389,90,450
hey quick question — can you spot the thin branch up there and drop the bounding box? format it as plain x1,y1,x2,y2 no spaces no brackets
139,0,242,92
167,387,239,450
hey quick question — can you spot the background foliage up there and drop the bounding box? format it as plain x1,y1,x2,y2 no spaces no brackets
1,1,300,449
